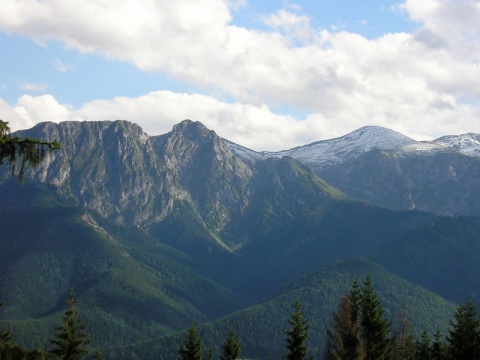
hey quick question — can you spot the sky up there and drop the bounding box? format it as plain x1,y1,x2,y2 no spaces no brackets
1,0,480,151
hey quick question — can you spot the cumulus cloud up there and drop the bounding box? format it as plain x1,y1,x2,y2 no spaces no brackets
1,0,480,147
15,95,71,127
3,90,480,152
2,92,330,151
262,9,310,32
399,0,480,61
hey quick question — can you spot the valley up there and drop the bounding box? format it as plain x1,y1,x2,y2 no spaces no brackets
1,119,479,358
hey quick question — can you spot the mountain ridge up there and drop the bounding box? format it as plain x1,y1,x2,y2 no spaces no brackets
10,119,480,218
2,119,480,358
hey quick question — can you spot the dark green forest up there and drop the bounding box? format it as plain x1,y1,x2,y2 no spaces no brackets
2,119,480,359
2,277,479,359
2,186,480,358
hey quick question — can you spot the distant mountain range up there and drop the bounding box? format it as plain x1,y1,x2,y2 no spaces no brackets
1,119,480,359
228,124,480,216
229,125,480,165
227,125,417,166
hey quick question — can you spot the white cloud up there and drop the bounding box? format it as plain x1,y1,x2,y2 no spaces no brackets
261,8,313,44
18,82,49,91
73,91,350,151
1,0,480,146
3,90,480,152
262,9,309,31
400,0,480,56
53,58,73,73
3,92,328,151
2,94,71,130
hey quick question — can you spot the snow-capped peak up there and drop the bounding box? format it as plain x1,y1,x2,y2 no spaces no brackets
227,125,417,168
274,126,416,166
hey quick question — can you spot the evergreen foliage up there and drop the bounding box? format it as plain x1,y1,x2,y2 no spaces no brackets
220,327,240,360
324,294,365,360
93,348,104,360
430,330,446,360
415,331,431,360
4,119,480,360
446,299,480,359
391,305,416,360
50,289,92,360
283,300,314,360
0,119,60,182
321,277,480,360
359,275,392,360
205,346,213,360
0,303,12,345
178,325,203,360
0,303,50,359
349,279,361,326
324,276,395,360
369,215,480,303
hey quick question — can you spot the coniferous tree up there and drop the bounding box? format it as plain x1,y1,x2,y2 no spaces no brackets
430,329,446,360
284,299,314,360
446,299,480,359
50,289,92,360
93,348,104,360
324,294,365,360
205,346,213,360
350,279,361,326
0,302,15,357
0,303,51,359
0,119,60,182
178,324,203,360
392,305,416,360
0,303,12,345
360,275,391,360
221,327,241,360
415,331,431,360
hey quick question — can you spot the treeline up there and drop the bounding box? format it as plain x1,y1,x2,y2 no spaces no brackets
0,290,103,360
177,299,312,360
2,277,480,359
323,275,480,359
177,275,480,360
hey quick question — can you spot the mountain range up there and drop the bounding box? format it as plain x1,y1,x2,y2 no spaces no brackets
1,119,480,359
228,124,480,216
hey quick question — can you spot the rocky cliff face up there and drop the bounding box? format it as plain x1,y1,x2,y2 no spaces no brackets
14,120,166,225
10,120,250,231
153,120,252,233
10,118,480,231
318,146,480,216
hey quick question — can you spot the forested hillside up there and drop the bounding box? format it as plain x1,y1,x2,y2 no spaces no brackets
1,120,479,359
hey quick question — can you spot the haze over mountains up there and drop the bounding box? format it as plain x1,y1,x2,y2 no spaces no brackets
1,119,480,358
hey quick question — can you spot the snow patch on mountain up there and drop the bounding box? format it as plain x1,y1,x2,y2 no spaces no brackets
225,140,268,162
433,134,480,157
227,125,417,167
396,142,446,154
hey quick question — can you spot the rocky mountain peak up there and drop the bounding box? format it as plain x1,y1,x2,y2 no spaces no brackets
171,119,214,142
343,125,415,145
228,125,418,170
268,125,417,170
